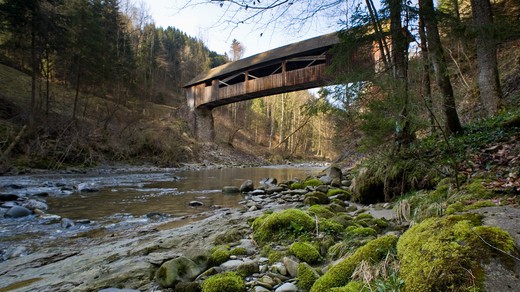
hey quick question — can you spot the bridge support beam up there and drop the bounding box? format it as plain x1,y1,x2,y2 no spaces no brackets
189,107,215,142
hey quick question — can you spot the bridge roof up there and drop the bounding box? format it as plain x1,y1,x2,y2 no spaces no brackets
184,32,339,88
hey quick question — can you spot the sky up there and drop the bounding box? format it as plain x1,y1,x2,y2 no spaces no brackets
145,0,337,58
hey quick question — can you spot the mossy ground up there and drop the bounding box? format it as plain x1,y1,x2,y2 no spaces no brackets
397,214,515,292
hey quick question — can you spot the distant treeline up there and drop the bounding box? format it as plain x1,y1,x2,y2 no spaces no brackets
0,0,228,113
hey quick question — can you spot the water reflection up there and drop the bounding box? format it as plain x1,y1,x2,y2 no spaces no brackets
44,166,322,220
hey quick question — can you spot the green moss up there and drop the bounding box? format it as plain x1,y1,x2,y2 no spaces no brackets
310,235,398,291
397,215,515,292
330,215,354,228
297,262,320,291
345,226,377,239
210,246,231,266
268,250,285,264
289,242,321,264
309,205,335,218
354,213,373,220
251,209,315,244
446,202,465,214
214,228,243,244
327,188,351,198
465,200,496,210
328,241,349,260
230,247,247,256
304,178,323,187
319,218,345,235
290,182,305,189
330,198,347,207
201,272,245,292
329,281,365,292
463,179,494,199
304,192,330,205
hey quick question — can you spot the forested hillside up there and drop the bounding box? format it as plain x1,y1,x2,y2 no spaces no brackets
0,0,231,171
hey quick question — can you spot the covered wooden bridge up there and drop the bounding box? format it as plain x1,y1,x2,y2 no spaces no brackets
184,32,376,141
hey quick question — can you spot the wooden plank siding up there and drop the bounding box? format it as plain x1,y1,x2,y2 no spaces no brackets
193,63,328,109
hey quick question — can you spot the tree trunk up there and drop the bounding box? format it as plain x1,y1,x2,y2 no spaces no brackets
30,29,37,126
390,0,414,146
365,0,390,70
470,0,502,116
419,0,463,134
73,58,82,120
418,12,436,133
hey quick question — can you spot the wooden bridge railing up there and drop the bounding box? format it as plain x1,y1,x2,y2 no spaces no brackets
191,63,327,109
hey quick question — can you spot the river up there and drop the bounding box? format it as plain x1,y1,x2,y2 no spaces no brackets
0,165,322,254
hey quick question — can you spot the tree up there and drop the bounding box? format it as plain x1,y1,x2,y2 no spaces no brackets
470,0,502,116
419,0,462,134
229,39,245,61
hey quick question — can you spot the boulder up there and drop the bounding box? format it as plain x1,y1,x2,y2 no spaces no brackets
4,205,32,218
319,175,333,185
327,166,342,180
239,179,255,192
155,256,205,288
22,199,48,210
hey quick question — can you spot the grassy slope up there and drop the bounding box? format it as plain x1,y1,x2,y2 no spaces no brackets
0,63,198,170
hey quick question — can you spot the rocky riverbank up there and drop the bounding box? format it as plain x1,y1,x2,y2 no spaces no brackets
1,166,519,292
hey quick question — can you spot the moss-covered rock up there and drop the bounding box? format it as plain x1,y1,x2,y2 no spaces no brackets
345,226,377,239
327,188,351,199
318,218,345,235
201,272,245,292
310,235,398,291
155,256,206,288
304,192,330,206
397,215,515,292
289,242,321,264
328,281,365,292
210,246,231,266
214,228,244,245
297,262,320,291
308,205,335,218
304,178,323,187
230,247,248,256
290,182,305,190
252,209,315,244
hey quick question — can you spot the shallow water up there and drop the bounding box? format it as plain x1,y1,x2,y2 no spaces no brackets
0,165,322,251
